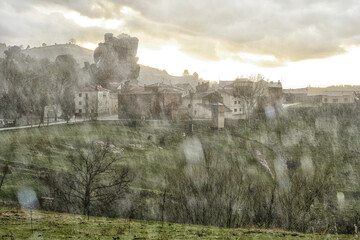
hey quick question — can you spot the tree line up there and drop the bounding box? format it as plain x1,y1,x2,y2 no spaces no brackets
0,46,83,123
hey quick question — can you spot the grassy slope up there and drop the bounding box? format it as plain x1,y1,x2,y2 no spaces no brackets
0,121,251,198
0,121,189,197
0,208,352,240
0,120,359,238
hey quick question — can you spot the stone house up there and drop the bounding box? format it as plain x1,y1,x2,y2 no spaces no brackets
218,79,281,119
183,91,232,119
118,84,188,120
283,86,360,105
268,80,283,100
109,93,118,115
283,88,321,104
218,89,247,119
75,85,110,118
322,91,357,104
175,83,195,97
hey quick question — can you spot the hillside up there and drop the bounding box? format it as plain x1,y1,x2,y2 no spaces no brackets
138,65,198,87
20,44,199,87
1,108,360,234
23,44,94,67
0,208,349,239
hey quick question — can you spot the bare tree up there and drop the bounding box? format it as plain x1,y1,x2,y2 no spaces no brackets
165,147,243,228
232,79,268,120
47,142,134,219
0,163,11,191
68,38,77,45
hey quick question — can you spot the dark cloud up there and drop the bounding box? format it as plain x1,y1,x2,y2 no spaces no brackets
1,0,360,66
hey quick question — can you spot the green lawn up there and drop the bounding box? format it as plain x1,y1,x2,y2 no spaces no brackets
0,208,353,240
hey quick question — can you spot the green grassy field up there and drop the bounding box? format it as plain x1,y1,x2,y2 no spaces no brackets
1,119,359,237
0,208,354,240
0,121,251,199
0,121,191,197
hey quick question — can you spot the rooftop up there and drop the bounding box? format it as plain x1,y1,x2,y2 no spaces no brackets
77,85,110,92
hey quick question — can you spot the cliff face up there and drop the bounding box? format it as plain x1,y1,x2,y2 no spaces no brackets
93,33,140,87
0,43,7,58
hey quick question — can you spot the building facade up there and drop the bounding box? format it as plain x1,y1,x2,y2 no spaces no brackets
118,84,188,120
75,85,110,118
322,91,356,104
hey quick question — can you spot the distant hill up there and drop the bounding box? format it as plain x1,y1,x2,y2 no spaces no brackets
138,65,198,88
23,44,94,67
20,44,199,87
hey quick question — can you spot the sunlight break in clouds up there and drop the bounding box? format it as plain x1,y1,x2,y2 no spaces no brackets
63,12,124,29
4,0,359,88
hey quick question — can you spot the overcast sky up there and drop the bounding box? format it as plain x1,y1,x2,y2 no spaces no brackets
1,0,360,88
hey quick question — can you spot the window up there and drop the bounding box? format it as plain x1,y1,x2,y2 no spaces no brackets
85,93,88,99
79,93,82,97
79,101,82,105
239,108,242,112
333,99,338,103
79,109,82,113
234,101,237,104
234,108,237,112
324,98,328,102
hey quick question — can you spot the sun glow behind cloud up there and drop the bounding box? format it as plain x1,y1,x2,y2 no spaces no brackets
63,12,124,29
77,41,360,88
81,42,98,51
60,5,360,89
38,3,360,88
137,45,260,80
138,44,360,88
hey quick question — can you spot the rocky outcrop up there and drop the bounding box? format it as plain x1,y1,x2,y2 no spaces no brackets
93,33,140,89
0,43,8,58
15,35,200,89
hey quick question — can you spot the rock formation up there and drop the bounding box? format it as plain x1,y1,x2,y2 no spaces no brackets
93,33,140,89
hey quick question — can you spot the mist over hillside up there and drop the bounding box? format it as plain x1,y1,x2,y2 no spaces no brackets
137,65,199,87
19,44,199,87
22,44,93,67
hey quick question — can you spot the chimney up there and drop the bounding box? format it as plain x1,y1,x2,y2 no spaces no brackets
211,103,225,130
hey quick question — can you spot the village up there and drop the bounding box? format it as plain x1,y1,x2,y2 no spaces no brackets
0,32,353,130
